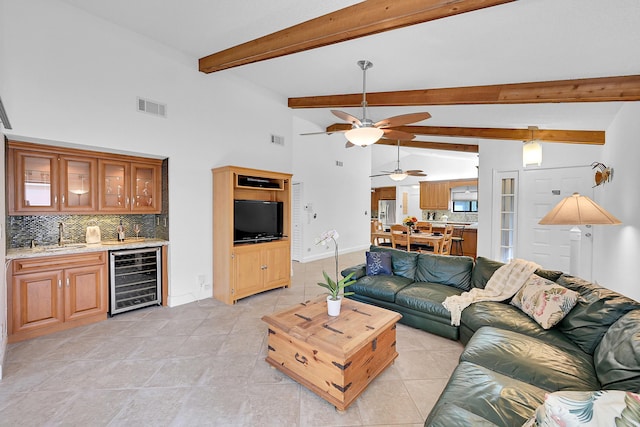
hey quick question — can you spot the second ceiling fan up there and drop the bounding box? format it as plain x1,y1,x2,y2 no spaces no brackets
371,140,427,181
306,60,432,147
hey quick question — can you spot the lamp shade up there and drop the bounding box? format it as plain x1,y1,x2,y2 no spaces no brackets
538,193,621,225
389,172,407,181
345,127,384,146
523,140,542,167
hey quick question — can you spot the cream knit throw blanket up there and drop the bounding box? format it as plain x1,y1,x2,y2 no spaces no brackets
442,258,540,326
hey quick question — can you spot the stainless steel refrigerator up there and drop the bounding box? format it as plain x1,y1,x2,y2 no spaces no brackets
378,200,396,228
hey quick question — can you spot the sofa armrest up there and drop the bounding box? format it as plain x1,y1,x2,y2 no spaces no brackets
341,264,367,280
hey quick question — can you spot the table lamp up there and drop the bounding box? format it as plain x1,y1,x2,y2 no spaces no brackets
538,192,621,276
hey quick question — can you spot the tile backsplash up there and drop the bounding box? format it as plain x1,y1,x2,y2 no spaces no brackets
422,210,478,223
7,214,167,249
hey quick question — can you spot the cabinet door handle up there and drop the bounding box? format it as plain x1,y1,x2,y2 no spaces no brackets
126,197,130,207
58,279,62,289
61,194,65,204
66,278,70,287
54,195,58,204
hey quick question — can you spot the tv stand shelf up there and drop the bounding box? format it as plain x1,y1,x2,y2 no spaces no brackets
213,166,292,305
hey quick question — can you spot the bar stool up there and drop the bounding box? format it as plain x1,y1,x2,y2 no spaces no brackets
451,226,465,256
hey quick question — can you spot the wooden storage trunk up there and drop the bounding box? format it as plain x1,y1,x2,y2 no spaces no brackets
262,297,401,410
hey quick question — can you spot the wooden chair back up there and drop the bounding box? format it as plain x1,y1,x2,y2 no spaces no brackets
415,221,432,233
390,224,411,251
440,225,454,255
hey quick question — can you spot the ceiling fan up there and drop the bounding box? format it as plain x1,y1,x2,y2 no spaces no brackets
370,140,427,181
303,60,432,147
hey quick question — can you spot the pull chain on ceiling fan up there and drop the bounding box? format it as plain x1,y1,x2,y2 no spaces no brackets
370,140,427,181
301,60,432,148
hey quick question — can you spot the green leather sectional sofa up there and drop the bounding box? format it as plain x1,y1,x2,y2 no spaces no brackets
341,246,640,426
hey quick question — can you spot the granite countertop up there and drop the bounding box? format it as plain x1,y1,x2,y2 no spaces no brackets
430,221,478,229
6,238,169,260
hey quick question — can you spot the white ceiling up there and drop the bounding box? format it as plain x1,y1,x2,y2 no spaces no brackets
58,0,640,169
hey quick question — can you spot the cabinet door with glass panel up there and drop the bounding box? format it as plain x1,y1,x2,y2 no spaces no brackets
60,155,98,212
9,149,97,214
98,159,161,213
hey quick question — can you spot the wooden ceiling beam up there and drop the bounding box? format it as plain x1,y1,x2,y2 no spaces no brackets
326,124,605,144
376,138,479,152
289,75,640,108
199,0,515,73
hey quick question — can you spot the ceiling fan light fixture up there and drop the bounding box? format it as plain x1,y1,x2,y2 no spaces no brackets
345,127,384,146
389,172,408,181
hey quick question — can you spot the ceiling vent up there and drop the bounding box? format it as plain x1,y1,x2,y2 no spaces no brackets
137,97,167,118
270,134,285,146
0,96,12,129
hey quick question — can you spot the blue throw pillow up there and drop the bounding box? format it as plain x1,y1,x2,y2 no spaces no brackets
366,251,392,276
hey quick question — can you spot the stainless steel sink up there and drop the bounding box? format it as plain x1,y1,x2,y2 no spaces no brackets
41,244,87,252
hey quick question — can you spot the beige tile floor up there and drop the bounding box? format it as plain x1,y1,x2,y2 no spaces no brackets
0,250,463,426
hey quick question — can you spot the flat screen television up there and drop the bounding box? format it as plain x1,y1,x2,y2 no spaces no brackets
234,199,284,243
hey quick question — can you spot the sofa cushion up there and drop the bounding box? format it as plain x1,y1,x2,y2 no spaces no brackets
510,275,580,329
594,310,640,391
395,282,463,321
525,390,640,427
370,246,418,279
341,263,366,280
426,402,500,427
415,253,473,290
460,301,581,352
557,274,640,354
461,327,600,392
346,274,414,303
425,361,545,427
471,257,562,289
365,251,392,276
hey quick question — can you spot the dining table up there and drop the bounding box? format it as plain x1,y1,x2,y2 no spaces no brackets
371,230,445,253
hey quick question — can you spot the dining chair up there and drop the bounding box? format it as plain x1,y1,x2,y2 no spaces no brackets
415,221,432,233
390,224,412,251
439,225,454,255
451,225,465,255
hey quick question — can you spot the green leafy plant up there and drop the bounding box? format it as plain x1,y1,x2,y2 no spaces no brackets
315,229,356,300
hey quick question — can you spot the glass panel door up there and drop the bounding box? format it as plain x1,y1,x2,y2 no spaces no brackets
132,163,159,212
99,160,130,212
17,151,59,212
62,157,97,211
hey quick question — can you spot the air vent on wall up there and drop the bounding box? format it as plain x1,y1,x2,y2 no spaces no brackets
270,134,285,146
137,97,167,118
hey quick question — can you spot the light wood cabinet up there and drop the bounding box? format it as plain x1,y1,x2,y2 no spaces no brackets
7,140,162,215
9,251,108,342
98,159,161,213
7,146,98,214
213,166,292,305
420,181,450,210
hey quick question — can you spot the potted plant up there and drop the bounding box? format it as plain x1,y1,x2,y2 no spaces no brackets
315,229,356,316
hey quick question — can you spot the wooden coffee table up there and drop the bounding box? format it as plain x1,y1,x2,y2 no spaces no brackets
262,297,402,411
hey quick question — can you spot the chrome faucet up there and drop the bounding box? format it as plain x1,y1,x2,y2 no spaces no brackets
58,222,66,246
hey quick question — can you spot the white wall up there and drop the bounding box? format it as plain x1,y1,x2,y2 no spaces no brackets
1,0,294,306
593,102,640,301
291,116,371,262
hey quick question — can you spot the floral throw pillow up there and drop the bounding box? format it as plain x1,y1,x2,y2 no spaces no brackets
522,390,640,427
365,251,392,276
511,275,579,329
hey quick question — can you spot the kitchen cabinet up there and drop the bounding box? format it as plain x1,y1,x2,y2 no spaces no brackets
98,159,161,213
9,251,108,342
376,186,396,200
420,181,450,210
232,240,290,301
7,145,98,214
212,166,292,305
7,140,162,215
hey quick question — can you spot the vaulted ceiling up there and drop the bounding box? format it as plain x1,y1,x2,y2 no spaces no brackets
60,0,640,154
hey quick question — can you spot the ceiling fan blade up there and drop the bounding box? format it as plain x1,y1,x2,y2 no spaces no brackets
382,128,416,140
300,130,342,136
375,112,431,128
405,169,424,173
332,110,362,126
369,173,391,177
407,171,427,177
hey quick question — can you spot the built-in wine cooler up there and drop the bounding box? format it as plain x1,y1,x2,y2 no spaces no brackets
109,247,161,315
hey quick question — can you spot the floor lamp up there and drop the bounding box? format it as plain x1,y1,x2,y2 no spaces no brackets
538,192,621,276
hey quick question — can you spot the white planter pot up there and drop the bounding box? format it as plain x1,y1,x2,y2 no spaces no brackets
326,295,342,317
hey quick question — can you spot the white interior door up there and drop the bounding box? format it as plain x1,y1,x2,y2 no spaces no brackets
291,182,303,262
519,166,594,279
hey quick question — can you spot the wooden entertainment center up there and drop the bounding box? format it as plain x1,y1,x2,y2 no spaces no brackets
212,166,292,304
